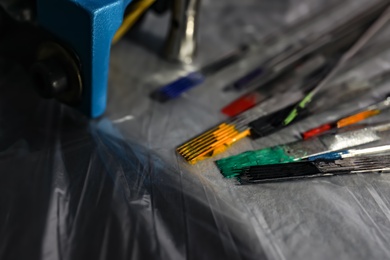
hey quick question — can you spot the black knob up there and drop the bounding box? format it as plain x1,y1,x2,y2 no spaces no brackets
30,58,69,99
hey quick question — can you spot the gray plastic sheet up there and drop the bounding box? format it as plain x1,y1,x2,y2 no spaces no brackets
2,0,390,259
0,62,268,260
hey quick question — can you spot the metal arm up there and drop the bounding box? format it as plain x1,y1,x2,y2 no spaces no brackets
2,0,201,118
164,0,201,63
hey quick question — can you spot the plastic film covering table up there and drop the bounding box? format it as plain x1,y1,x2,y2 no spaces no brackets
2,0,390,259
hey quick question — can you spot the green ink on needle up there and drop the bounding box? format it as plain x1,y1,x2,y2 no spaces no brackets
283,108,298,126
216,146,296,178
283,93,314,126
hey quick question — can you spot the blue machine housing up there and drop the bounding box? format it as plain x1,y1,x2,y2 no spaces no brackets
37,0,133,118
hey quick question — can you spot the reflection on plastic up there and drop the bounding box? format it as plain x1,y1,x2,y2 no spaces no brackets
0,61,266,260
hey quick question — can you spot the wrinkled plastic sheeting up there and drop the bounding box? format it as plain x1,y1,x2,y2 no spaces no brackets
0,62,268,259
109,1,390,260
2,1,390,260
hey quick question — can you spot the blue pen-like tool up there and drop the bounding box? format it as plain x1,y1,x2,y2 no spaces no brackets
150,44,250,102
306,145,390,162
